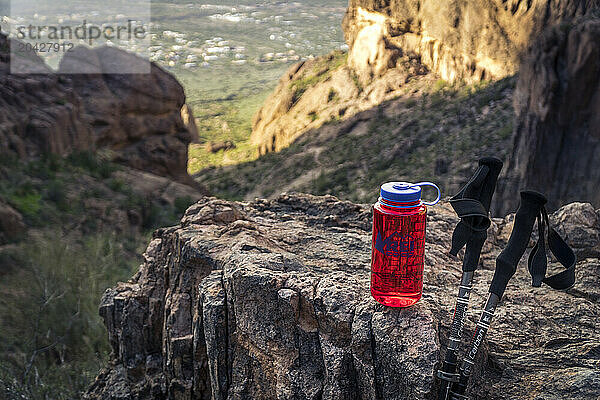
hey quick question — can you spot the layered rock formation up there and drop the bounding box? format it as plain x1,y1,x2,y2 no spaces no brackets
0,34,93,156
250,0,598,155
0,33,198,183
250,52,423,154
494,17,600,214
342,0,597,83
87,194,600,399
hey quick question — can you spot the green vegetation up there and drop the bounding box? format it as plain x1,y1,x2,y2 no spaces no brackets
0,153,195,399
0,153,191,231
187,86,273,174
186,51,349,174
0,232,140,399
148,1,347,174
290,51,348,103
328,88,340,103
350,70,363,93
196,75,517,203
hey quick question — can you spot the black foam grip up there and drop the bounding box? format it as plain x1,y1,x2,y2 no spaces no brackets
528,216,547,287
450,221,470,257
462,230,487,272
477,157,503,211
490,191,547,298
449,157,503,273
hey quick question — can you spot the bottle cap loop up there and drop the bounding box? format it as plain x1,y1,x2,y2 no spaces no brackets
414,182,441,206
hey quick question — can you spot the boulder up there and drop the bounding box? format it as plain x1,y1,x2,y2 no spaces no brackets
60,46,198,183
206,141,236,153
495,17,600,215
86,194,600,399
0,34,93,157
0,202,25,244
0,33,198,184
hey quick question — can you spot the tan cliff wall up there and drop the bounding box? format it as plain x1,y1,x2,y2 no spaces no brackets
342,0,596,83
250,0,597,156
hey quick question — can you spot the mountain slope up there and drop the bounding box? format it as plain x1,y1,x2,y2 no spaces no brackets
197,73,515,203
249,0,597,157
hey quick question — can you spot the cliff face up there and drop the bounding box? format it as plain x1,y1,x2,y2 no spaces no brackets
87,194,600,400
0,34,198,183
494,17,600,214
250,0,598,156
249,51,426,155
342,0,596,83
0,35,93,156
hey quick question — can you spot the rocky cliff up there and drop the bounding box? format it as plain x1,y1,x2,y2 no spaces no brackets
0,33,198,183
86,194,600,400
250,0,598,156
494,17,600,214
342,0,596,83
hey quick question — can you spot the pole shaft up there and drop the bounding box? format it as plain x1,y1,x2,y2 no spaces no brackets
437,271,474,400
451,292,500,396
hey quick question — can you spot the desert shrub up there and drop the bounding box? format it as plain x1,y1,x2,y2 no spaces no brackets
67,151,116,179
107,177,126,193
433,78,448,91
8,192,41,219
44,180,68,211
174,196,195,215
0,232,138,400
327,88,339,103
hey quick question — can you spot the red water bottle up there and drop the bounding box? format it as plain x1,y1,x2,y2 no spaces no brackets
371,181,441,307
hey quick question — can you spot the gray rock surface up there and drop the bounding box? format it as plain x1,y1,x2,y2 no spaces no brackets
495,17,600,215
86,194,600,399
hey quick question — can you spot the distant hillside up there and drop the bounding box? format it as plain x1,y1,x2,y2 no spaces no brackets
196,68,515,203
196,0,600,213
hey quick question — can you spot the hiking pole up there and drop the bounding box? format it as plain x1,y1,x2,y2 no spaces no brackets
448,191,576,399
437,157,503,400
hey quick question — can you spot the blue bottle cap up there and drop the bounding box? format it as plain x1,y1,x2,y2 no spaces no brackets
380,182,422,202
380,181,441,206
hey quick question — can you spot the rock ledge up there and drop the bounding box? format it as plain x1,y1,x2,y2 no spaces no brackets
87,194,600,400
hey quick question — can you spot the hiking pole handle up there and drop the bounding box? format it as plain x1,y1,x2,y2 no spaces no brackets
489,191,547,299
450,191,548,398
449,157,502,273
